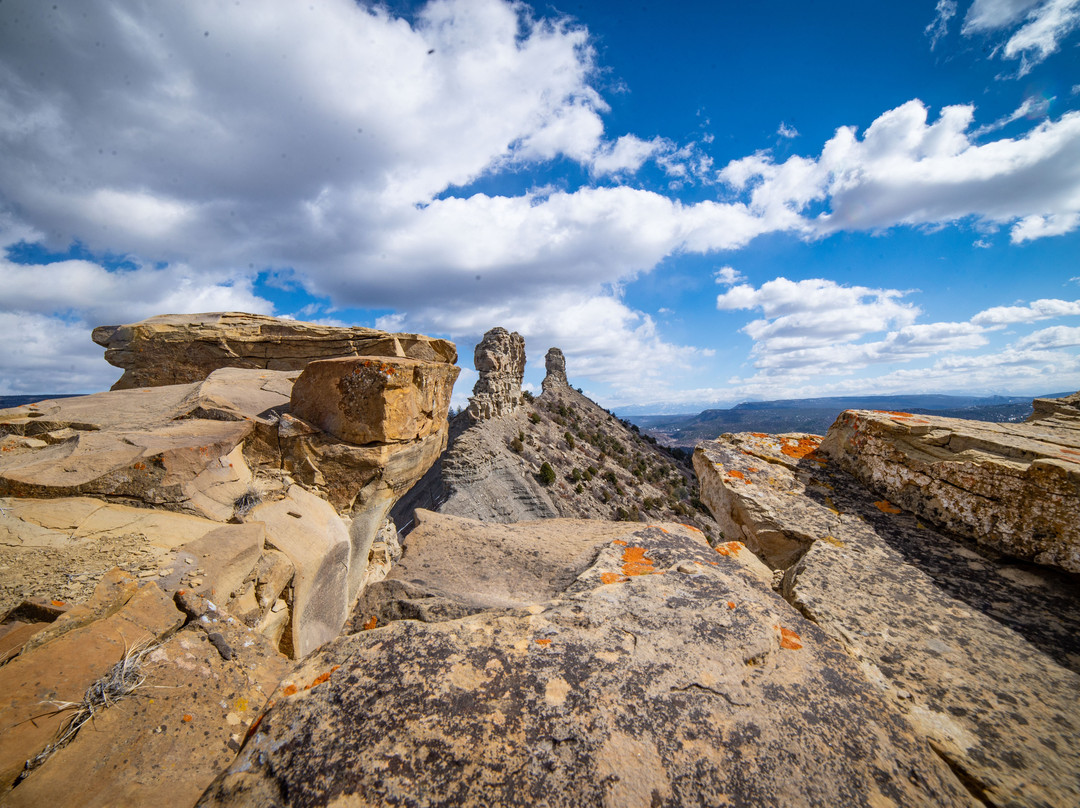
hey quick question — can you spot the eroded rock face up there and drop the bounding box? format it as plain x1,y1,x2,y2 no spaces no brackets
466,326,525,422
290,356,458,445
200,515,971,808
695,432,1080,807
819,407,1080,573
92,312,457,390
2,329,460,658
541,346,569,393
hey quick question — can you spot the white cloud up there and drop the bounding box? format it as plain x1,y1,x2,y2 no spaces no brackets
972,94,1053,136
777,122,799,139
971,297,1080,324
590,135,670,176
0,313,113,395
713,266,744,285
719,100,1080,242
963,0,1080,74
1014,324,1080,348
926,0,959,49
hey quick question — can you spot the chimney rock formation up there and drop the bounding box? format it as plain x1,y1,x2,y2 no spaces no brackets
466,327,525,422
541,347,569,393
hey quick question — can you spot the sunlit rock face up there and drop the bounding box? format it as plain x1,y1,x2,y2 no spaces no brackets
92,311,457,391
465,326,526,422
694,400,1080,807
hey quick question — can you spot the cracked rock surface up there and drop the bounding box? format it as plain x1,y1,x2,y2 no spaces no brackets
695,428,1080,808
199,515,971,808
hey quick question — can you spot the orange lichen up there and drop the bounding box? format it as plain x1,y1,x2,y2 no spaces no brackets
778,626,803,650
727,601,736,610
50,599,65,607
780,436,821,460
751,432,769,438
132,462,146,471
305,666,341,690
535,638,552,646
281,684,299,697
601,572,628,585
715,541,743,557
363,616,378,631
873,410,913,417
874,500,902,514
747,467,760,473
182,714,194,723
612,539,627,546
621,545,656,576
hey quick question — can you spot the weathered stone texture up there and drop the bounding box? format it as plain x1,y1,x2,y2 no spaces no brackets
290,356,458,445
466,326,526,421
541,346,569,392
695,431,1080,807
92,311,456,390
199,516,972,808
819,407,1080,572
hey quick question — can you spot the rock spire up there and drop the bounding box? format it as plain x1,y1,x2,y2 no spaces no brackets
541,347,569,393
466,327,525,422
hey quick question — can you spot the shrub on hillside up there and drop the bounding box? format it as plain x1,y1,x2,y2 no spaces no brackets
538,462,556,485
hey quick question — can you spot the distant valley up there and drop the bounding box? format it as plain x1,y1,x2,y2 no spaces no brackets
625,392,1073,449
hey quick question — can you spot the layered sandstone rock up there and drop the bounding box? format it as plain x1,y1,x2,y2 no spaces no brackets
541,346,569,392
2,317,460,657
695,431,1080,807
465,326,526,421
92,312,457,390
200,514,971,808
819,405,1080,572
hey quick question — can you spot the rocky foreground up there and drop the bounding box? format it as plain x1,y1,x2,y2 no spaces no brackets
0,313,1077,807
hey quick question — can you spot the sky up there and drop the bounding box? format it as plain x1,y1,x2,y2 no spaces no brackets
1,0,1078,413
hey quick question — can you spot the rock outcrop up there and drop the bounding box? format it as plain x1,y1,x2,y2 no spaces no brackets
395,331,720,536
92,312,457,390
819,406,1080,572
2,315,459,657
200,513,972,808
695,416,1080,807
465,327,526,421
541,346,568,393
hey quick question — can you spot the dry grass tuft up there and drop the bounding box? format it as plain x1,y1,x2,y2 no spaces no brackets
18,636,160,782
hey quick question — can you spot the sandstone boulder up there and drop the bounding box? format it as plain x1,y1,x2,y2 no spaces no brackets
541,346,569,392
199,516,972,808
466,326,526,421
92,312,456,390
819,407,1080,572
695,432,1080,807
290,356,458,445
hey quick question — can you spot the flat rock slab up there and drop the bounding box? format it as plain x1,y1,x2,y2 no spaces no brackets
0,496,224,615
820,408,1080,573
199,521,972,808
695,433,1080,808
5,609,289,808
0,582,185,792
92,312,457,390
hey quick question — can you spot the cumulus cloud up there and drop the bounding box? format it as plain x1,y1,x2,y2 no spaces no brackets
971,297,1080,324
1014,324,1080,348
719,100,1080,242
777,122,799,139
713,266,744,285
962,0,1080,74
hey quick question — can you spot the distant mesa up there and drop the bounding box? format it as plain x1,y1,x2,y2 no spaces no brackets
92,311,457,391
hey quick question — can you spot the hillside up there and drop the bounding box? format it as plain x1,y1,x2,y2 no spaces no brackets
393,331,718,541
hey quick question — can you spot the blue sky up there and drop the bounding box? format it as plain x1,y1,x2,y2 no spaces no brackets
1,0,1078,412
